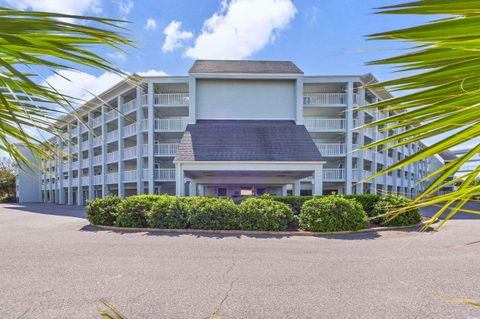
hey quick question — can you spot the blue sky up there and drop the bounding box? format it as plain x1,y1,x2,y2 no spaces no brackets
4,0,436,100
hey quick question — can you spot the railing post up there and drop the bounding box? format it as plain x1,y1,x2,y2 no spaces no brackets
345,81,354,194
147,81,155,194
136,85,144,195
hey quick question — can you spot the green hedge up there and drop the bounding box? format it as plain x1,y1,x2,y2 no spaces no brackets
371,194,422,226
237,195,294,231
272,196,313,214
147,195,189,229
299,195,369,232
342,194,382,217
86,195,122,225
188,197,240,230
115,195,159,228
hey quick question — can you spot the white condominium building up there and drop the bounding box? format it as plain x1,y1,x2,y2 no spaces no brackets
16,60,434,205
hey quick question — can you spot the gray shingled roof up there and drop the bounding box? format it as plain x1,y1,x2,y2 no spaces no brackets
439,150,457,161
189,60,303,74
175,120,323,162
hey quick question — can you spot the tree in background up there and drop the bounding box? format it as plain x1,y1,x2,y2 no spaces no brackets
0,157,16,201
362,0,480,228
0,7,133,166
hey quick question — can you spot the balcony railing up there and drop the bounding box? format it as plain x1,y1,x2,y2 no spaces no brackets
124,98,137,114
106,172,118,184
93,175,102,185
154,168,176,181
142,93,189,106
81,160,89,169
107,151,118,163
71,177,78,186
93,155,102,166
155,143,178,156
315,143,346,156
124,170,137,182
107,130,118,142
106,109,118,122
123,146,137,160
304,118,345,131
91,116,101,127
323,168,345,181
124,123,137,136
81,176,89,185
81,141,89,150
154,118,188,132
303,93,347,106
71,161,79,170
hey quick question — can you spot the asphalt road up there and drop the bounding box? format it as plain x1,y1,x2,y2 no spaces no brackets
1,203,480,319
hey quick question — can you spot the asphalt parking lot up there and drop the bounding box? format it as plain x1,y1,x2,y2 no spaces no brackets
1,203,480,318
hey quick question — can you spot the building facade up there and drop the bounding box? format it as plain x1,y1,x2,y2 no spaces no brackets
17,60,432,205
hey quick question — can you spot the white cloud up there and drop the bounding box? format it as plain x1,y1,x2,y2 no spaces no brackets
137,69,168,77
42,70,124,104
144,18,157,30
107,52,127,63
185,0,296,59
118,0,133,16
162,20,193,53
7,0,102,15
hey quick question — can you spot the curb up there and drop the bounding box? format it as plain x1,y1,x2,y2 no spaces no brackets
91,218,436,237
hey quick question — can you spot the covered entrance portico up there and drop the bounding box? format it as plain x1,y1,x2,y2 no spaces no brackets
175,162,324,196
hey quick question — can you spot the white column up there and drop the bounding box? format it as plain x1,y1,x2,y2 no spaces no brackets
345,81,354,194
147,81,154,194
57,137,64,204
48,156,53,202
87,112,94,200
118,95,125,197
356,86,365,194
175,164,184,196
188,76,196,124
294,179,301,196
281,185,288,196
198,184,205,196
189,180,197,196
313,167,323,195
136,86,144,195
392,145,399,195
295,77,304,125
67,124,73,205
101,105,107,197
77,119,83,206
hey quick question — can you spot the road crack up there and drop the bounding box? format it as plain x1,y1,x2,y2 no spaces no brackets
207,253,237,319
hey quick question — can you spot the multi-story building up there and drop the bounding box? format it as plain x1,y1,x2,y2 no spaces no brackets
16,60,433,205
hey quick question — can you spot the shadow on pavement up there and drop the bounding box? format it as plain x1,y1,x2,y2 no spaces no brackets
2,203,85,219
420,201,480,220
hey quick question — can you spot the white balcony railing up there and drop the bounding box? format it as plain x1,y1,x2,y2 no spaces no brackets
82,176,89,185
154,168,176,181
107,151,118,163
323,168,345,181
315,143,345,156
303,93,347,106
81,141,89,150
141,144,148,156
107,130,118,142
106,109,118,122
304,118,345,131
71,161,79,170
124,123,137,136
91,116,101,127
124,170,137,182
124,98,137,114
154,118,188,132
71,177,78,186
123,146,137,159
93,155,102,166
155,143,178,156
376,153,385,164
81,160,89,169
142,93,189,106
93,175,102,185
106,172,118,184
93,136,102,147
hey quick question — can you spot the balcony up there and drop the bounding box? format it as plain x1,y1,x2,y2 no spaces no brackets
91,116,102,127
315,143,345,156
93,155,102,166
123,146,137,160
71,161,79,170
154,118,188,132
81,141,89,150
106,109,118,122
154,168,176,181
303,93,347,106
143,93,189,106
124,123,137,137
81,176,89,185
93,136,102,147
124,170,137,182
107,130,118,143
93,175,102,185
323,168,345,181
107,151,118,163
304,118,345,132
124,98,137,114
106,172,118,184
71,177,78,186
156,143,178,156
81,160,89,169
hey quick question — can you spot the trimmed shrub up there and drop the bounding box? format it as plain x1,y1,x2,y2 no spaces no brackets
237,195,294,231
147,195,189,229
371,194,422,227
342,194,382,217
188,197,240,230
272,196,313,214
115,195,159,227
299,195,368,232
86,195,122,226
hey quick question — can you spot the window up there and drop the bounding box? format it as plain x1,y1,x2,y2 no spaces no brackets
240,188,253,196
256,188,266,196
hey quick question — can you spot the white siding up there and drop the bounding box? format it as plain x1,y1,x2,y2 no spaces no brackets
196,79,296,120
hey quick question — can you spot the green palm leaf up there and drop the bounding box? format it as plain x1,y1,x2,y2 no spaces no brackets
362,0,480,228
0,7,134,168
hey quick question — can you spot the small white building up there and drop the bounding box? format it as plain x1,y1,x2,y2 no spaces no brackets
16,60,435,205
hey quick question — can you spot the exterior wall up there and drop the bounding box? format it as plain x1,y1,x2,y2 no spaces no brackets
15,145,41,203
29,67,437,205
196,79,296,120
